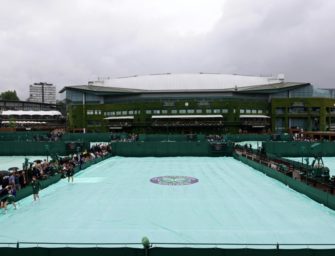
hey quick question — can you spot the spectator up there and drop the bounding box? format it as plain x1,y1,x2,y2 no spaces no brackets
31,176,41,201
0,186,9,213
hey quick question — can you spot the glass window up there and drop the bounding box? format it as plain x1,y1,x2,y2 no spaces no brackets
162,110,168,114
246,109,251,114
222,109,228,114
187,109,195,114
163,101,175,107
258,110,263,114
171,110,177,114
289,107,307,113
122,111,127,115
198,100,209,106
196,109,203,114
252,109,257,114
213,109,220,114
179,109,186,114
145,110,152,114
153,110,160,114
240,109,245,114
128,110,134,115
275,108,285,114
111,112,115,116
116,111,121,115
86,110,93,115
206,109,212,114
311,107,320,112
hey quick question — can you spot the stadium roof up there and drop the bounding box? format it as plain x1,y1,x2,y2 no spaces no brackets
152,115,223,119
60,73,309,94
0,110,62,116
240,115,270,118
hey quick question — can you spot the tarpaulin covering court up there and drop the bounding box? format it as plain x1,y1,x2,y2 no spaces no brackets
1,157,335,248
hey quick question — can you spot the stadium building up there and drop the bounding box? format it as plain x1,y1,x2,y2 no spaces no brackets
60,73,335,133
0,100,65,131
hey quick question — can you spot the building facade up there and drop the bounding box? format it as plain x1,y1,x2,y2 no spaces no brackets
29,82,56,104
0,100,65,131
60,73,335,133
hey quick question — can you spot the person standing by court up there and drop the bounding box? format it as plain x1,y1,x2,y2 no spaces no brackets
66,163,74,183
31,176,41,201
7,185,17,209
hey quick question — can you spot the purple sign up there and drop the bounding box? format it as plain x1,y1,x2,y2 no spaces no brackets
150,176,199,186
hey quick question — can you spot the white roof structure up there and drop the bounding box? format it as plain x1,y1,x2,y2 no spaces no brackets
1,110,62,116
93,73,285,91
152,115,223,119
1,121,47,124
240,115,270,119
104,116,134,120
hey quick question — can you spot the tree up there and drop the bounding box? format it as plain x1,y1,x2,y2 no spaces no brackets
0,90,20,101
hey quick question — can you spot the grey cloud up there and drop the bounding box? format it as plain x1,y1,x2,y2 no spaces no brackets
0,0,335,100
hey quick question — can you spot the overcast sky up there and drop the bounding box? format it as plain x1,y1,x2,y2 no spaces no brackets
1,0,335,100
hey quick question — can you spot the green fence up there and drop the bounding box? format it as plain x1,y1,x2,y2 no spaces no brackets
0,131,49,141
263,141,335,157
224,133,293,142
111,142,212,156
224,134,272,142
234,153,335,210
61,133,112,142
0,141,67,156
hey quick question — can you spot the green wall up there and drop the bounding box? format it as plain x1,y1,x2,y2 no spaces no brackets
111,141,211,156
111,141,233,156
0,141,66,156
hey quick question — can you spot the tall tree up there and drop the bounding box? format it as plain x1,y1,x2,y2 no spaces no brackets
0,90,20,101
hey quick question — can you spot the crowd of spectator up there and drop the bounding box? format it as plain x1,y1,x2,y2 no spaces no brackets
0,143,111,213
293,133,324,142
206,134,224,143
111,133,138,142
152,120,224,127
32,129,65,142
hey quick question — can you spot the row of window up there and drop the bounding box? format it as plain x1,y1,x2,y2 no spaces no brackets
104,110,141,116
275,107,321,114
87,110,102,115
239,109,263,114
88,108,264,116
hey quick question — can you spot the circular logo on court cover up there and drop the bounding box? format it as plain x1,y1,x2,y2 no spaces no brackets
150,176,198,186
